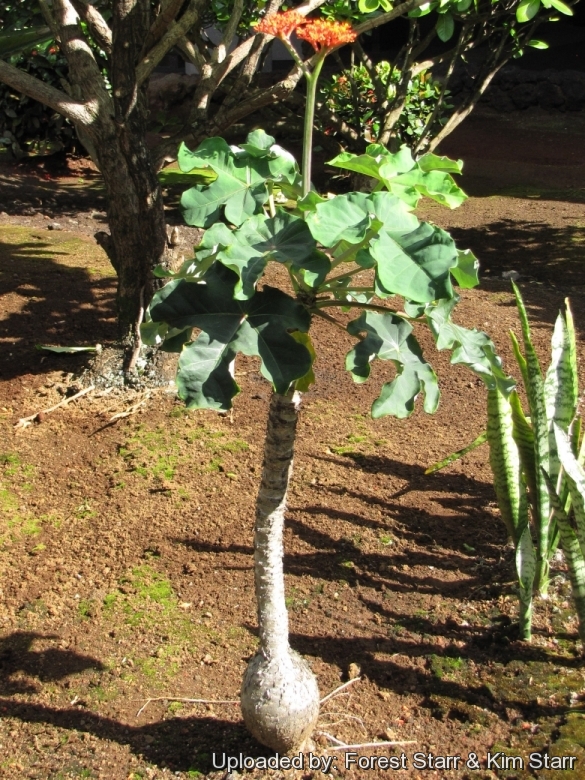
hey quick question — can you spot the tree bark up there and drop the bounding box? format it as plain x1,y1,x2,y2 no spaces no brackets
240,390,320,752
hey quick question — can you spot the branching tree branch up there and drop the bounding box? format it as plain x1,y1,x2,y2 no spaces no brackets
0,58,93,124
70,0,113,55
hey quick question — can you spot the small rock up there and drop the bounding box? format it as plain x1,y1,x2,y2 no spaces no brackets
168,226,180,246
35,411,46,424
47,222,62,231
348,662,361,680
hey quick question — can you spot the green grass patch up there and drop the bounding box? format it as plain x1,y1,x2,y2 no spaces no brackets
0,225,113,278
430,654,465,680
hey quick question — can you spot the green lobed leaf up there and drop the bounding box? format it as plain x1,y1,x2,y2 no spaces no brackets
327,145,415,182
390,169,467,209
178,137,270,228
372,222,458,303
145,263,312,409
306,190,417,248
240,129,275,156
345,311,439,419
213,211,328,297
425,297,515,395
290,332,316,392
417,153,463,174
450,249,480,289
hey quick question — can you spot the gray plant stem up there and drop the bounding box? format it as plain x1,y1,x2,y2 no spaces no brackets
241,389,320,751
254,390,301,659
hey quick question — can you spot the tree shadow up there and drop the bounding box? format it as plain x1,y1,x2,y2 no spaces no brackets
177,453,507,598
0,623,578,773
0,232,116,382
290,629,580,726
0,695,261,773
0,630,263,772
0,631,105,695
448,219,585,292
0,164,107,219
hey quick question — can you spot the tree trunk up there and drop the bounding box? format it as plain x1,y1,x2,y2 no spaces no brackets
240,390,320,753
95,0,170,355
94,119,169,350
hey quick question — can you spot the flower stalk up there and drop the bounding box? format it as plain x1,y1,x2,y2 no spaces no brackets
254,12,357,197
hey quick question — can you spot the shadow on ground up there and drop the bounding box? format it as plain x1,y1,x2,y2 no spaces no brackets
0,230,116,381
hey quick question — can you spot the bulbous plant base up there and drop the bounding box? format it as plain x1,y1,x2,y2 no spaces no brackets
240,649,320,753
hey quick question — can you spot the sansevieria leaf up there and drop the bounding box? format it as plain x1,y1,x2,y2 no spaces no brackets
544,302,578,431
512,282,551,592
554,424,585,553
487,388,529,543
543,466,585,642
516,524,536,640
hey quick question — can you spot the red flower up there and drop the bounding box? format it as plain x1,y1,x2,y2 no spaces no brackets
254,10,307,39
296,19,357,51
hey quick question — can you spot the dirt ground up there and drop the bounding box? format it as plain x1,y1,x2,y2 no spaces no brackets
0,107,585,780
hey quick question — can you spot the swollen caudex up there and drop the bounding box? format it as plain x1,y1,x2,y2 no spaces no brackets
240,648,320,753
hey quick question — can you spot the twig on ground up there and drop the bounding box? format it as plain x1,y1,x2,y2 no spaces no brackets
14,385,95,430
319,712,368,734
108,392,151,422
316,729,416,750
136,696,239,718
320,676,361,704
316,731,347,746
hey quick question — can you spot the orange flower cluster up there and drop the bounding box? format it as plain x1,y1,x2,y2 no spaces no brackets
254,10,307,39
296,19,357,51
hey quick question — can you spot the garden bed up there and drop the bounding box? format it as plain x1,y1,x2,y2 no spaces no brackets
0,109,584,779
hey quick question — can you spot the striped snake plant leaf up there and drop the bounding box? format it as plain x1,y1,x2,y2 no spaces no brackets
544,304,578,484
509,330,529,392
561,418,585,518
516,524,536,641
425,431,487,474
512,283,552,592
543,467,585,643
509,390,537,514
554,423,585,556
487,387,529,544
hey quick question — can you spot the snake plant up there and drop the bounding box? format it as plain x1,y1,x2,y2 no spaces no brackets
543,423,585,643
429,284,581,640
